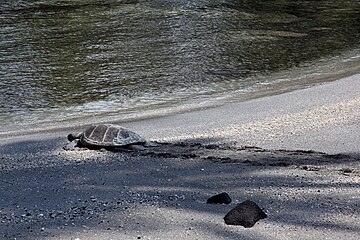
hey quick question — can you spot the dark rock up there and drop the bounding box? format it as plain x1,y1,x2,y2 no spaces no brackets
181,153,199,159
302,165,320,171
207,192,232,204
339,168,352,173
269,161,290,167
224,200,267,227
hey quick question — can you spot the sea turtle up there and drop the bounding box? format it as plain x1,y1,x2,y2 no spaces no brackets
64,124,157,151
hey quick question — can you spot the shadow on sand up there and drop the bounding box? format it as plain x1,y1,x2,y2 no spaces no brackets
0,136,359,239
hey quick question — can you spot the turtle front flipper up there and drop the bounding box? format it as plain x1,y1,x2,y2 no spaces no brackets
63,139,80,151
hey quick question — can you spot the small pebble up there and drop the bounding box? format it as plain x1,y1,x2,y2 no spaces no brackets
207,192,232,204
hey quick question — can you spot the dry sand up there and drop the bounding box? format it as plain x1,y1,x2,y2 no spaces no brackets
0,74,359,239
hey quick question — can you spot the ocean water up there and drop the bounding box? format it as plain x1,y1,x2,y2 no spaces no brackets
1,0,360,135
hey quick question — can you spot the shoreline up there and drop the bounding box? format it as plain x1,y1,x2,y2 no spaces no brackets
0,73,359,239
3,73,359,154
2,51,360,138
129,73,360,154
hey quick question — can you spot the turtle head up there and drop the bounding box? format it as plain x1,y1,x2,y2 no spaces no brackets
67,132,82,141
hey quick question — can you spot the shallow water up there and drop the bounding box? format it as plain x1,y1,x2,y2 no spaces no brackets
1,0,360,134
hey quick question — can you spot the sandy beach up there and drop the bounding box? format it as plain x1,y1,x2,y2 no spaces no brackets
0,74,359,239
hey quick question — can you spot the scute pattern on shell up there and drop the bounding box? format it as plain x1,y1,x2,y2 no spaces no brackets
81,124,146,147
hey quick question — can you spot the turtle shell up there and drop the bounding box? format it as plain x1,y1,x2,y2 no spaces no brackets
80,124,146,147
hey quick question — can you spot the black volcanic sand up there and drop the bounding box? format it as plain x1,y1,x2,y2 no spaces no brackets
0,137,359,240
0,75,359,239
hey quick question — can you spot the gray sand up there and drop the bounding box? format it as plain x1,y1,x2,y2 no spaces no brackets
0,74,359,239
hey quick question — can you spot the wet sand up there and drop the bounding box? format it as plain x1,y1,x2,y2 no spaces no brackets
0,74,359,239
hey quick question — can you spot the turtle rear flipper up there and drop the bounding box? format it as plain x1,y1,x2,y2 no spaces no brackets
128,141,159,151
128,144,146,151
